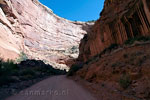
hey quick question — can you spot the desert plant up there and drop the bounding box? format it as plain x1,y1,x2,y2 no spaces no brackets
123,53,128,58
67,63,84,76
87,20,96,23
119,74,131,89
0,59,17,76
125,36,150,45
20,69,35,76
0,59,67,86
0,59,18,86
70,46,78,54
100,44,119,55
16,52,28,63
107,44,118,50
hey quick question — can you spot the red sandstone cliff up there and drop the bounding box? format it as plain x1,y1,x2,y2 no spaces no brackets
78,0,150,62
74,0,150,99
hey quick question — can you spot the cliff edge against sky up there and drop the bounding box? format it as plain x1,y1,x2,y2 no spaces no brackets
74,0,150,99
78,0,150,62
0,0,93,70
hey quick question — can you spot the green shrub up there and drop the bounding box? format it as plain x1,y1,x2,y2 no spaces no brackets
19,74,34,81
119,74,131,89
107,44,118,50
16,52,28,63
0,76,16,86
2,59,17,69
0,59,17,76
0,59,18,86
123,54,128,58
87,20,96,23
20,69,35,76
99,44,119,55
0,58,66,86
19,69,36,80
70,46,78,54
67,63,84,76
125,36,150,45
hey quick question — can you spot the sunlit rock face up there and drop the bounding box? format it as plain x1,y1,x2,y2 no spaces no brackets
78,0,150,62
0,0,93,70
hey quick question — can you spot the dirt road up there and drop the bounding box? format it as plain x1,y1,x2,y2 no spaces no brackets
6,75,96,100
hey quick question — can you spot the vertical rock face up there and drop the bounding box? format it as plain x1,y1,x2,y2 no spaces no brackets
78,0,150,62
0,0,93,70
76,1,150,99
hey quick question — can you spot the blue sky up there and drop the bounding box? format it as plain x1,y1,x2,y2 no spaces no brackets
39,0,104,22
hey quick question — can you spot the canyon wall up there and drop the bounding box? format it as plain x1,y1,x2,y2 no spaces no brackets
78,0,150,62
0,0,92,70
76,1,150,99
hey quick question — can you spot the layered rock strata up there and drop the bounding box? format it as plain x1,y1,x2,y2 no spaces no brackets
78,0,150,62
0,0,93,70
76,1,150,99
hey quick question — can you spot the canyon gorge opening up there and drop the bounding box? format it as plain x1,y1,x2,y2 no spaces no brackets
0,0,95,71
0,0,150,100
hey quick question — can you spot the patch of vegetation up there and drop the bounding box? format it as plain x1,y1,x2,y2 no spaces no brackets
87,73,97,82
85,44,119,65
69,46,78,54
0,59,18,86
0,59,66,86
82,36,150,66
16,52,28,63
87,20,96,23
111,63,118,68
137,55,147,66
67,63,84,76
125,36,150,45
99,43,119,57
119,74,131,89
111,62,125,68
123,54,128,58
84,36,150,65
101,83,105,87
20,69,36,76
105,44,119,51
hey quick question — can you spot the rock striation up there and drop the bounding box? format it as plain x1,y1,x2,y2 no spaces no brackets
76,1,150,99
78,0,150,62
0,0,93,70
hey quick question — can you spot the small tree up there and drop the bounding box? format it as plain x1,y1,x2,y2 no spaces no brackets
70,46,78,54
16,52,28,63
119,74,131,89
67,63,84,76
